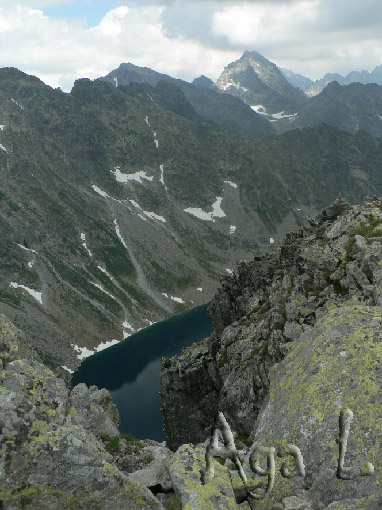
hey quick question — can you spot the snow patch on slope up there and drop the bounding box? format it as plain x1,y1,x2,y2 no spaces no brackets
159,164,167,189
111,167,153,184
91,282,117,301
9,282,42,304
114,219,128,249
222,80,248,92
0,144,8,152
62,365,74,374
230,225,237,235
97,266,113,280
129,200,166,222
251,105,297,122
11,98,24,110
80,233,92,257
224,180,238,189
16,243,38,254
92,185,109,199
184,197,226,222
123,320,135,339
162,293,185,304
95,339,119,352
144,211,166,222
91,185,127,204
251,105,268,115
71,344,94,360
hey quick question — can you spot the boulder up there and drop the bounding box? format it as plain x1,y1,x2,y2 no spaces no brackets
167,444,239,509
0,317,163,510
244,302,382,508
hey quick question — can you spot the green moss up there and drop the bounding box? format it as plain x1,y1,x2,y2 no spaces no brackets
218,350,228,368
29,420,51,443
237,434,251,448
344,237,357,262
121,432,144,449
162,494,182,510
102,462,118,475
169,445,238,510
100,434,120,451
344,218,382,261
333,280,347,296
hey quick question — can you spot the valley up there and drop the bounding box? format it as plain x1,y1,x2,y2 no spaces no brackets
1,53,382,373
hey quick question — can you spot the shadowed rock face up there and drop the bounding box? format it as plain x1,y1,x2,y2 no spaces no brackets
160,197,382,508
160,197,382,451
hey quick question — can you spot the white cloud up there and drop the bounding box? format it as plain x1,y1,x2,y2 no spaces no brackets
0,2,239,90
213,2,321,46
211,0,382,78
0,0,381,90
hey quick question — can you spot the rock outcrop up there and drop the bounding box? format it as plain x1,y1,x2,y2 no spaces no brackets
161,196,382,508
243,301,382,508
0,317,162,509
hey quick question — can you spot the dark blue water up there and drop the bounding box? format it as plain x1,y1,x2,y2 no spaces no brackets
71,304,213,441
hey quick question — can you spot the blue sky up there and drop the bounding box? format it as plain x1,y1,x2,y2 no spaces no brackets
0,0,381,92
43,0,120,28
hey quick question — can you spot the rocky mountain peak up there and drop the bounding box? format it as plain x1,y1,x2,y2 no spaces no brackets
215,50,307,113
191,75,214,88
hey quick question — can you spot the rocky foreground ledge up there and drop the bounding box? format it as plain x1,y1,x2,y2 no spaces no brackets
3,197,382,509
161,197,382,508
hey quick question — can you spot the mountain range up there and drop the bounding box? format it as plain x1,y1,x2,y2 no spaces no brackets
281,64,382,96
1,51,382,372
105,51,382,139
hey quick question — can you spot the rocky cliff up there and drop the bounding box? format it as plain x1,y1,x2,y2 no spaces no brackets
161,196,382,508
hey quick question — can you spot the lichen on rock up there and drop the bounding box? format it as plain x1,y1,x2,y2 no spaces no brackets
161,196,382,508
0,316,163,509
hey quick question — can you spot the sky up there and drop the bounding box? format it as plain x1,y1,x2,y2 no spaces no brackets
0,0,381,91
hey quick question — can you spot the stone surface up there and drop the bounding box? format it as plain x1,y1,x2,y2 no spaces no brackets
161,197,382,508
0,317,163,510
167,444,239,509
244,303,382,508
161,198,382,450
128,444,173,493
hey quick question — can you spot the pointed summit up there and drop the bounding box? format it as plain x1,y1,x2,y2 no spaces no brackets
215,51,307,113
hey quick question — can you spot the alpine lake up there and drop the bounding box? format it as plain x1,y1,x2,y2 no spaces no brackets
71,304,213,442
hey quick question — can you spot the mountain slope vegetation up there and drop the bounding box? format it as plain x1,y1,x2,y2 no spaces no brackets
1,67,382,370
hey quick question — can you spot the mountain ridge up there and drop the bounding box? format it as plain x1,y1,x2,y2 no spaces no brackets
2,66,382,372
